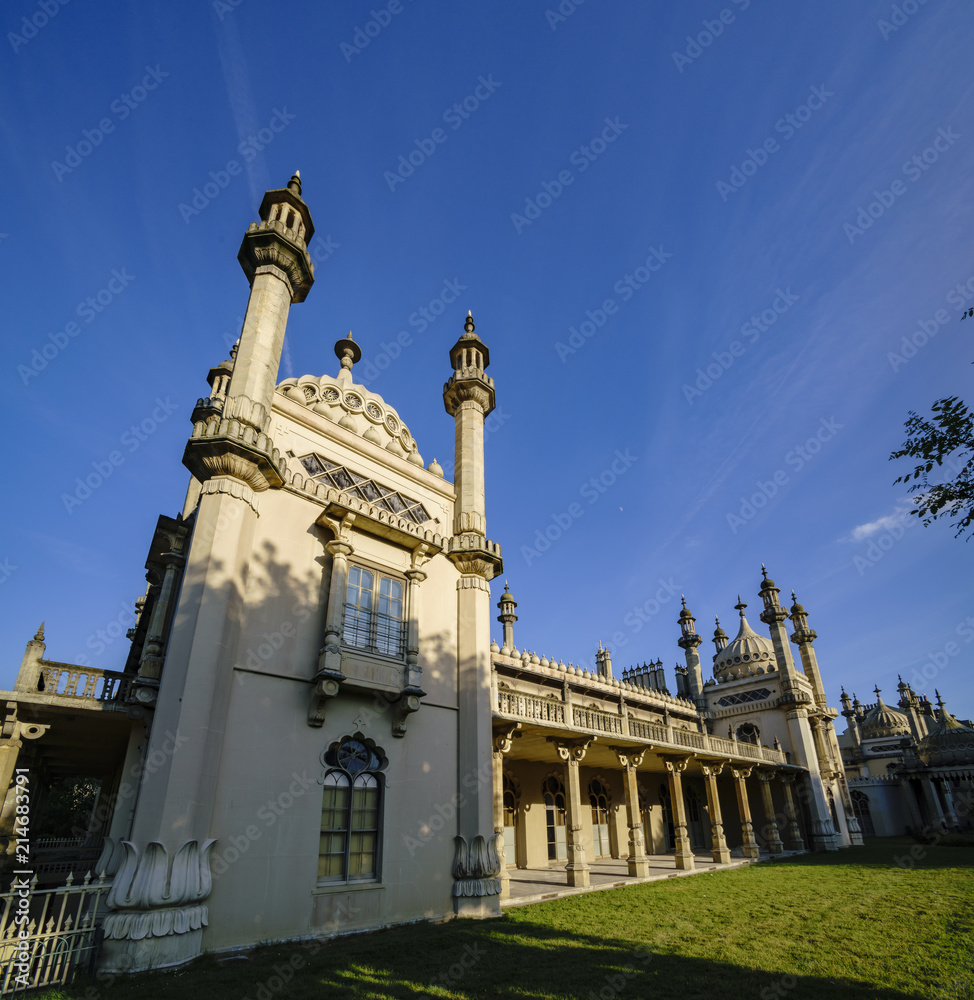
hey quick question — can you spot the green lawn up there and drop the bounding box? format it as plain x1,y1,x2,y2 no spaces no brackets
38,839,974,1000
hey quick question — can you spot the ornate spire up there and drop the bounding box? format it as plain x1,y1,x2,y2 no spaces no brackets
712,616,728,652
33,622,45,642
287,169,301,196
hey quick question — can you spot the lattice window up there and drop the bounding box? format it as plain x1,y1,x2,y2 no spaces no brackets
342,566,406,658
736,723,760,745
716,688,772,708
299,454,430,524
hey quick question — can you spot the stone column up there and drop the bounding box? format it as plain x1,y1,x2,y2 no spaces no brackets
778,774,806,851
662,756,695,870
731,767,760,859
785,707,838,851
309,519,354,726
700,762,731,863
550,738,594,887
0,703,49,858
920,776,947,829
493,725,520,899
756,771,784,854
938,778,959,830
393,552,429,739
614,749,649,877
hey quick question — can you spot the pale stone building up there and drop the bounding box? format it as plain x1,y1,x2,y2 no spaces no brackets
2,176,873,974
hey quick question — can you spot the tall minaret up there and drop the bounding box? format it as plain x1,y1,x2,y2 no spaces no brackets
677,596,705,709
789,591,827,707
497,583,518,654
103,178,317,975
758,566,801,692
443,311,504,917
227,171,315,432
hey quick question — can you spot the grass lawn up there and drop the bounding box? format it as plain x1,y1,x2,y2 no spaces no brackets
36,839,974,1000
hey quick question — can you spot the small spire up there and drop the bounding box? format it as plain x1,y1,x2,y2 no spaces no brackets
33,622,45,642
935,689,945,709
288,170,302,196
230,339,239,362
334,333,362,372
464,311,475,334
874,685,882,699
735,596,747,615
681,595,687,608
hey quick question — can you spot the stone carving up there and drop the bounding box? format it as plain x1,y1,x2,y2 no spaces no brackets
101,838,216,972
452,833,501,897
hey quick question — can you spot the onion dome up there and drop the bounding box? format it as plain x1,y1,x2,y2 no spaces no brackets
713,599,775,680
916,693,974,766
859,687,912,739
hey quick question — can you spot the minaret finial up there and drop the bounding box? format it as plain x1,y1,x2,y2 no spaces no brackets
874,685,882,699
34,622,45,642
464,311,475,334
334,333,362,372
735,596,747,615
288,170,302,196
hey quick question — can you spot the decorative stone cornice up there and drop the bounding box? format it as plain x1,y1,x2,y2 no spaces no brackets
183,394,286,492
447,534,503,580
238,227,314,302
547,736,595,763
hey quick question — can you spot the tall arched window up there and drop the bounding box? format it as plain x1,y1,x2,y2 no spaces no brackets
319,733,387,884
543,775,567,861
737,723,760,745
851,790,875,837
659,784,675,851
502,774,520,867
589,778,611,858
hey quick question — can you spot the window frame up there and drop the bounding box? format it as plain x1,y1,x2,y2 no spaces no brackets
341,562,408,660
317,734,387,887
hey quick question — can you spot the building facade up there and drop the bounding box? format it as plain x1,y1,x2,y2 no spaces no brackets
2,176,873,974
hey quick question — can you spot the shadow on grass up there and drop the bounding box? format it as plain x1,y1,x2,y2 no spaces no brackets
54,915,957,1000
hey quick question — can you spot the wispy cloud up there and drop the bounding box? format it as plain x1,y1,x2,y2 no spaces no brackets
847,499,913,542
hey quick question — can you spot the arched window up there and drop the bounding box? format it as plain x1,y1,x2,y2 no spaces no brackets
543,775,567,861
589,778,612,857
851,789,876,837
737,723,760,745
318,733,387,884
659,783,675,851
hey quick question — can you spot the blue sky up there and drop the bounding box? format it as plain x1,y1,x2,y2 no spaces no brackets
1,1,972,723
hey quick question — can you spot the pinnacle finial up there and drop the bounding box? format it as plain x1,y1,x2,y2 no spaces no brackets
681,595,687,608
874,685,882,698
288,170,302,196
464,311,475,335
334,333,362,372
791,590,797,601
935,689,945,709
735,596,747,615
33,622,45,642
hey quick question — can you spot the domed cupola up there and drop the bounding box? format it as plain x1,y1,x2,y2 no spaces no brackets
859,687,912,740
916,693,974,766
713,598,776,681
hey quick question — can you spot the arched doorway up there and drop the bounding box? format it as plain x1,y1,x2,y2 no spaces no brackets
851,789,875,837
589,777,611,858
502,774,520,867
543,775,567,862
659,783,675,851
